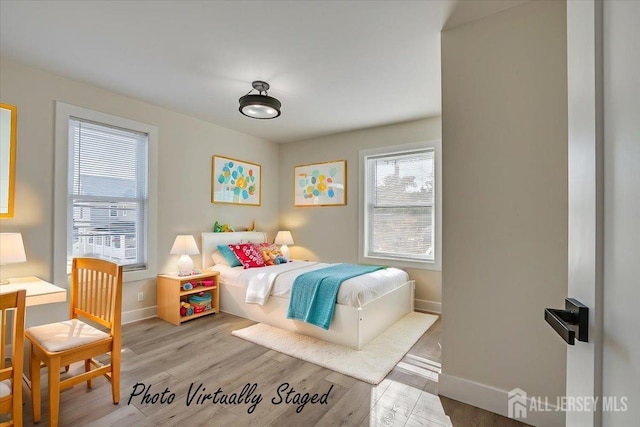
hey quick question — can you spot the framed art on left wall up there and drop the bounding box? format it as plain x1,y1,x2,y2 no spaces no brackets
0,103,17,218
211,155,261,206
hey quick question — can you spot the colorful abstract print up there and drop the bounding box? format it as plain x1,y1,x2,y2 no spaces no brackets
298,167,338,200
217,160,257,202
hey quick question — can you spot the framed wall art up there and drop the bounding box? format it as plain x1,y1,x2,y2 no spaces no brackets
0,103,17,218
294,160,346,207
212,155,261,206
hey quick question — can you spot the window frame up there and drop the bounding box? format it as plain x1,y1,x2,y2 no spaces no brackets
358,140,442,271
54,102,158,284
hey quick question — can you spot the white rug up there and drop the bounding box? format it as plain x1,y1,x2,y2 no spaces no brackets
231,312,439,385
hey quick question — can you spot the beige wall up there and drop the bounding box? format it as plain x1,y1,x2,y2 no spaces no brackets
0,57,441,323
440,0,567,423
278,117,442,310
0,58,280,324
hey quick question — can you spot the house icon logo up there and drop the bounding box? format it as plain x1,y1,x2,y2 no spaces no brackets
508,388,528,419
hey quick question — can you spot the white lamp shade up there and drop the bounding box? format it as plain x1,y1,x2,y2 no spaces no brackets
0,233,27,264
170,235,200,255
274,231,294,246
275,231,293,261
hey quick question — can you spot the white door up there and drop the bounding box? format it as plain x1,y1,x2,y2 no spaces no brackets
566,1,639,426
601,1,639,426
566,1,601,425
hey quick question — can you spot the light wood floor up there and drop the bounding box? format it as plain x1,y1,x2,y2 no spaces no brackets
20,312,529,426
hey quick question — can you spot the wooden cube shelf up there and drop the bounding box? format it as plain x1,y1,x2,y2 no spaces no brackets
157,271,220,325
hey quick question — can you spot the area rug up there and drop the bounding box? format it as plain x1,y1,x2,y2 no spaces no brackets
231,312,439,385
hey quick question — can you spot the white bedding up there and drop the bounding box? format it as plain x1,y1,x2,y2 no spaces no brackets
209,261,409,307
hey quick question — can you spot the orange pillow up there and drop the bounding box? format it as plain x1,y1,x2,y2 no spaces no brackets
257,243,282,266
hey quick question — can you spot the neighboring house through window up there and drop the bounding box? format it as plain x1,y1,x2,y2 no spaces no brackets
54,102,158,283
359,141,441,270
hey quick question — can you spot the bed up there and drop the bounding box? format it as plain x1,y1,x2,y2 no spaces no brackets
201,231,415,350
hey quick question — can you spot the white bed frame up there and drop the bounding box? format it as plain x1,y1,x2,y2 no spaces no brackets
201,232,415,350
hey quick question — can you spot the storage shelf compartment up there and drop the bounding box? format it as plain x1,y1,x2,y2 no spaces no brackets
179,286,217,297
180,308,217,322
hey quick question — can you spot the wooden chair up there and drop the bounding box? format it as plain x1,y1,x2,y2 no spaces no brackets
25,258,122,427
0,289,26,427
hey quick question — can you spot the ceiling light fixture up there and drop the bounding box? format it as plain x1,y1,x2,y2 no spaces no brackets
239,81,282,119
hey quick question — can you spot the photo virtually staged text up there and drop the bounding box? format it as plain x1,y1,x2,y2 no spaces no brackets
128,382,334,414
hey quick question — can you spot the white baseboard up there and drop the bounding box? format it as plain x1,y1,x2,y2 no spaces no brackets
415,298,441,314
438,373,564,427
122,300,440,325
122,305,157,324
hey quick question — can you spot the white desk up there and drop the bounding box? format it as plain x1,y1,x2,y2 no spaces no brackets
0,276,67,306
1,276,67,389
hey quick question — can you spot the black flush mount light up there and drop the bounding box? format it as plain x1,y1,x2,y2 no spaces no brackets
239,80,282,119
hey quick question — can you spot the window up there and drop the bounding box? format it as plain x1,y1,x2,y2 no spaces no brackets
359,141,441,270
68,117,146,269
54,102,157,283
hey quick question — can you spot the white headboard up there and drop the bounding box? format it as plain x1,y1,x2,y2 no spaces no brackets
201,231,267,269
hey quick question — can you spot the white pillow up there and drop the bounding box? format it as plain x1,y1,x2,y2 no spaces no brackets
211,250,229,266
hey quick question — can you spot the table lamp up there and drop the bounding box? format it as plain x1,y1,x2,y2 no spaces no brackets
275,231,294,261
170,235,199,276
0,232,27,284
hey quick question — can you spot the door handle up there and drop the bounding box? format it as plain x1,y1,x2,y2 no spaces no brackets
544,298,588,345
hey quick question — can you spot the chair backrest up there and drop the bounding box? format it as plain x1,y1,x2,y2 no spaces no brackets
0,289,26,412
70,258,123,338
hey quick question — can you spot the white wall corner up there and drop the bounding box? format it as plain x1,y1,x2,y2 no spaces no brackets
122,306,158,325
438,373,565,427
415,298,441,314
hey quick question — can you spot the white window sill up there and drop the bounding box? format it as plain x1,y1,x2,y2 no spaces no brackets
64,267,155,284
359,255,441,271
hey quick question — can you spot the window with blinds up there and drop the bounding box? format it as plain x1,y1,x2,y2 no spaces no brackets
364,149,435,262
68,118,148,271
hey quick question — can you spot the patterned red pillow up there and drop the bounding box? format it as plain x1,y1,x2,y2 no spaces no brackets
229,243,266,269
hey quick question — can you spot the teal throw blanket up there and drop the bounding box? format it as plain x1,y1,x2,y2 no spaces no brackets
287,263,384,330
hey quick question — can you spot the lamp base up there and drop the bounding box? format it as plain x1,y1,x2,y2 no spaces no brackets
280,245,290,261
177,255,194,276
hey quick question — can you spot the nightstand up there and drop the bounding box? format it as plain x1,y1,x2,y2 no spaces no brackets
156,271,220,325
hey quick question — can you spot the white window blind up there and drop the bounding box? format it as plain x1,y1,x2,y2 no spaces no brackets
68,118,148,271
365,149,435,262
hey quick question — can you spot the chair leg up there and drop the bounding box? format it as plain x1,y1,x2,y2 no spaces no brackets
13,377,23,427
29,346,41,423
85,359,92,388
111,350,121,404
48,357,61,427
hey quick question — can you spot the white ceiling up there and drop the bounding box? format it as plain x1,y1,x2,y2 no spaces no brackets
0,0,524,143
